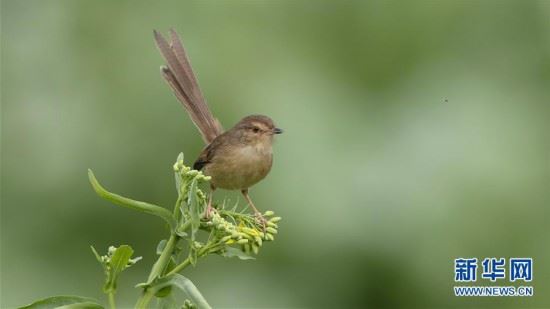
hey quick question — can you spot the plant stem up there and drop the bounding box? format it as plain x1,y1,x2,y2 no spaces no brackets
166,242,223,276
108,292,116,309
135,233,179,308
147,233,178,283
165,257,191,276
135,288,155,309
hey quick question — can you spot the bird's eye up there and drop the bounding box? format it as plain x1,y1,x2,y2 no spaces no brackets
252,127,260,133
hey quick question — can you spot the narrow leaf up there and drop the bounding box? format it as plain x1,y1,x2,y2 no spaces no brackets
174,153,184,196
88,169,176,230
157,239,168,255
19,296,103,309
144,274,211,309
57,302,104,309
90,246,102,263
187,179,200,240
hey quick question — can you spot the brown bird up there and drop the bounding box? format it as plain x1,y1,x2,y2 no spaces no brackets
154,29,282,225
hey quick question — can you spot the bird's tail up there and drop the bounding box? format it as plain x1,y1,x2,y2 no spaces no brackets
154,29,223,144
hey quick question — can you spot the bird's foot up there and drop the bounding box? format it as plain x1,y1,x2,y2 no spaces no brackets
254,212,267,231
204,204,214,219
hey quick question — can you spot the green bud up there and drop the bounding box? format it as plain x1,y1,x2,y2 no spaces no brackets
255,236,263,247
265,233,274,241
237,239,249,244
220,236,232,243
108,246,116,255
269,216,282,223
263,210,275,216
267,221,278,228
252,244,259,255
266,227,278,234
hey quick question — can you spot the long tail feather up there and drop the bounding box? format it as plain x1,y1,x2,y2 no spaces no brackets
154,29,223,144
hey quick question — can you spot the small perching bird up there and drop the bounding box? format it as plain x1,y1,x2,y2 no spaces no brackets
154,29,283,225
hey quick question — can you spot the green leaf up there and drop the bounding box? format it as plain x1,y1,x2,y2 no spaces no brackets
156,239,168,255
57,303,104,309
157,294,179,309
222,247,255,260
176,152,184,164
142,274,211,309
175,226,188,237
19,296,103,309
155,286,173,298
175,153,184,196
187,179,200,240
90,246,102,263
104,245,134,293
88,169,176,230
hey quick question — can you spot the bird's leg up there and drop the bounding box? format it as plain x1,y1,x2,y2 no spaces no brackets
241,189,266,230
205,185,216,219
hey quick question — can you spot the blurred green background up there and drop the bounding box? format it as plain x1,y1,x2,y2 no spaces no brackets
2,0,549,308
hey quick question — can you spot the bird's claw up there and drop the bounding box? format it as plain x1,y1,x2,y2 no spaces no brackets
255,212,267,231
204,205,214,219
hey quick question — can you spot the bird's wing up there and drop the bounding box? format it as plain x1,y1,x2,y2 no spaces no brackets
154,29,223,144
193,136,218,171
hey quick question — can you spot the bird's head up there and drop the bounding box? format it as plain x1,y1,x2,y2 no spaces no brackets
233,114,283,145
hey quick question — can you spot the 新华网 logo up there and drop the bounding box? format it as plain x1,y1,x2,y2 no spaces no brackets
453,257,533,297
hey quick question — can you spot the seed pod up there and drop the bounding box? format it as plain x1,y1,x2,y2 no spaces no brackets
264,210,275,217
252,244,259,255
267,222,278,228
269,217,282,223
237,239,249,244
266,227,278,234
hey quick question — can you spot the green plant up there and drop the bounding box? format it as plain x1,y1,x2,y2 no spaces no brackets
19,153,280,309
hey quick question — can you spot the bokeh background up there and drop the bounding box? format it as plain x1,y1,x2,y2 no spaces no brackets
2,0,549,308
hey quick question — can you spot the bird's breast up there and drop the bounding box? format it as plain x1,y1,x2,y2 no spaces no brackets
205,143,273,190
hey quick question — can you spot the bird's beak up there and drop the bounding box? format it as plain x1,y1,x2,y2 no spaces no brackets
273,127,283,134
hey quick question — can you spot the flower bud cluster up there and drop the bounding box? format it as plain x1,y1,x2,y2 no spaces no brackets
182,299,197,309
173,159,211,182
173,159,210,207
204,209,281,256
